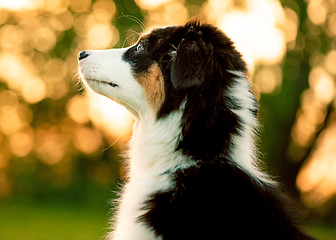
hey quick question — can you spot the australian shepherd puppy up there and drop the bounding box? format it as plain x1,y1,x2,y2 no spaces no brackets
78,20,316,240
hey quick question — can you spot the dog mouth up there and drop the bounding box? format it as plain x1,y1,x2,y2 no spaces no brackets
85,77,119,88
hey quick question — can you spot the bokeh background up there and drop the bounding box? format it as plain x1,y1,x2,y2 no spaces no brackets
0,0,335,239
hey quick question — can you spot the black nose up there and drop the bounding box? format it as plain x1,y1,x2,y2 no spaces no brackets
78,51,89,60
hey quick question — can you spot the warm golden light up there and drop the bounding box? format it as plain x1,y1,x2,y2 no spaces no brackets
144,1,188,28
135,0,172,10
34,127,68,165
0,24,25,50
325,50,336,74
44,58,68,81
215,0,286,72
66,95,90,124
0,0,34,10
283,7,299,48
0,152,8,169
92,0,116,22
0,0,334,215
163,2,188,24
0,53,32,90
290,86,328,149
327,13,336,36
69,0,91,13
0,90,18,107
87,92,133,142
9,130,34,157
0,106,24,135
309,67,335,104
73,126,102,154
33,26,57,52
297,123,336,205
254,65,282,94
22,77,47,104
307,0,327,25
87,23,119,49
292,109,317,147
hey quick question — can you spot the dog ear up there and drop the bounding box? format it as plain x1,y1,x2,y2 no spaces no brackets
170,27,214,89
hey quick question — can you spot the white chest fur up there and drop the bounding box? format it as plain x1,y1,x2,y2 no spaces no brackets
108,111,194,240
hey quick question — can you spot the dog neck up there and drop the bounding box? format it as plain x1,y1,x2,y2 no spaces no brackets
127,110,194,180
127,73,273,186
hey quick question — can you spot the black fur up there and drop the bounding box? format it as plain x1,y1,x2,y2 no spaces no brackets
140,161,314,240
170,25,214,89
169,23,248,160
123,20,316,240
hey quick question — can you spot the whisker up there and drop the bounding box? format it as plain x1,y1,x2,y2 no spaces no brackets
128,29,141,38
118,13,146,32
128,30,141,44
122,31,141,48
72,70,86,92
103,131,124,151
131,34,138,45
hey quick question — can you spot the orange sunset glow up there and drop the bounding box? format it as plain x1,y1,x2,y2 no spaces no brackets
0,0,335,224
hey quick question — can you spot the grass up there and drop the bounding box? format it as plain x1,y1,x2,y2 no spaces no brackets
304,222,336,240
0,201,110,240
0,201,335,240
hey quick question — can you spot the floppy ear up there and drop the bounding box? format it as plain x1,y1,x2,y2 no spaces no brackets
170,27,214,89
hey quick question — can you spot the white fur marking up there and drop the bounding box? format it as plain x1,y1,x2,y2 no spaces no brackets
228,71,274,185
78,48,147,118
108,110,195,240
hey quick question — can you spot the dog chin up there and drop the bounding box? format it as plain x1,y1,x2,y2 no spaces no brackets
77,48,151,119
81,75,142,118
83,78,118,94
84,78,115,98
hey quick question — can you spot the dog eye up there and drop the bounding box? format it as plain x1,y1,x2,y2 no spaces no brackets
136,42,144,52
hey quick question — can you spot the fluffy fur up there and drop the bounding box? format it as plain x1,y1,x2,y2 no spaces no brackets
78,20,316,240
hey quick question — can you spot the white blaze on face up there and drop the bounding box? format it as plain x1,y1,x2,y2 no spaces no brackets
78,48,147,118
78,47,167,119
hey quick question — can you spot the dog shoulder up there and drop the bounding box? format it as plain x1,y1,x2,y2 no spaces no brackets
139,161,313,240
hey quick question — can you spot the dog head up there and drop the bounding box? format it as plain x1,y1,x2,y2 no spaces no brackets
78,20,247,118
78,20,256,160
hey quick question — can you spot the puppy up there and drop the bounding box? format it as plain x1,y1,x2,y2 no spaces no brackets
78,20,316,240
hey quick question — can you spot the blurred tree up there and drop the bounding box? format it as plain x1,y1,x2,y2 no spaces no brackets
258,0,311,198
260,0,336,203
0,0,335,221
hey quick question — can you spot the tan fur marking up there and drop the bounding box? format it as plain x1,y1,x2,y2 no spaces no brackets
135,63,165,114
